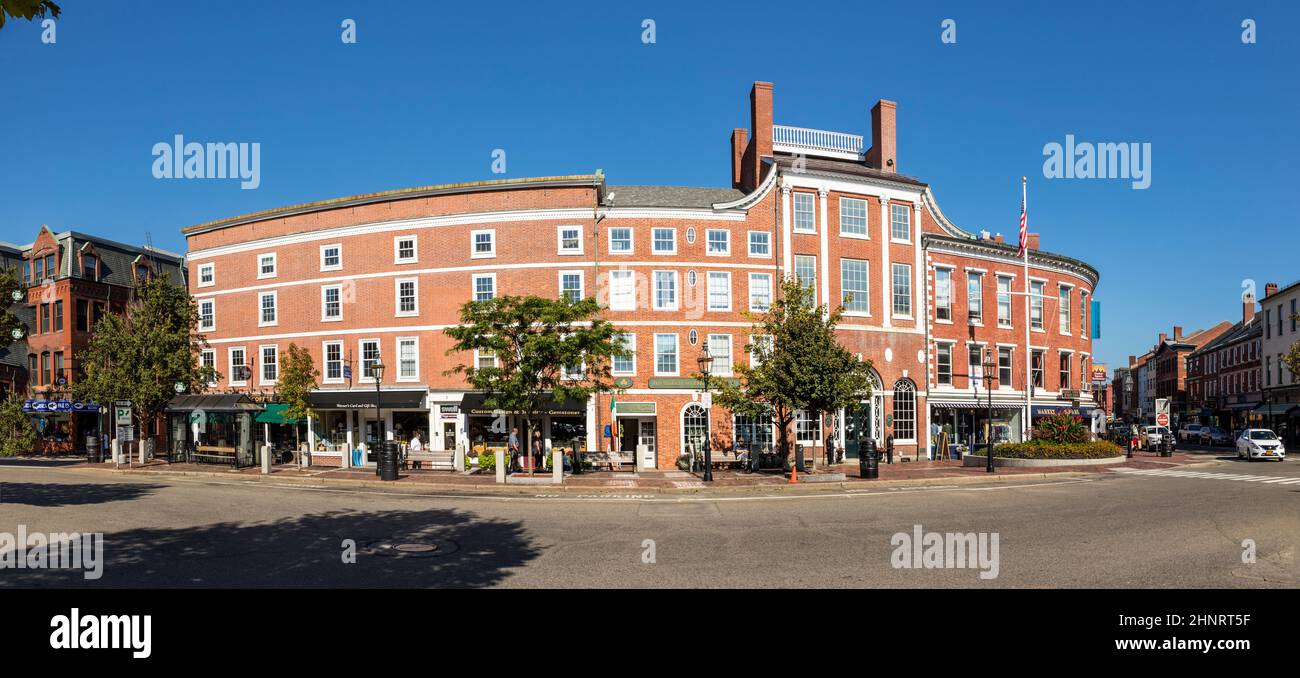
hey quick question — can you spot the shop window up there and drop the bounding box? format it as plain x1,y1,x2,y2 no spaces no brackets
892,380,916,441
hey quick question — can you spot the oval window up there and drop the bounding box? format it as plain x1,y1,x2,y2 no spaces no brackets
688,329,698,345
686,227,696,244
687,270,697,287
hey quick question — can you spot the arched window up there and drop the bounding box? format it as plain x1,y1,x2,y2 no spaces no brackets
682,404,708,456
892,379,916,441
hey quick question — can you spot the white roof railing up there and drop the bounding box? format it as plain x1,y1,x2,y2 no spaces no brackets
771,125,864,160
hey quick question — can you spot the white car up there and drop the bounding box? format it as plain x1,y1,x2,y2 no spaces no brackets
1178,424,1203,443
1141,425,1171,450
1236,429,1286,462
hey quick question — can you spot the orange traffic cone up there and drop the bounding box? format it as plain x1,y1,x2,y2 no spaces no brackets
789,463,798,484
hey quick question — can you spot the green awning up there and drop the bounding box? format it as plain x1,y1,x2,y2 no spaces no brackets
255,403,304,425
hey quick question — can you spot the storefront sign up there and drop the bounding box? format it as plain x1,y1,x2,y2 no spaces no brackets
114,401,133,426
614,402,656,415
1031,405,1094,418
1091,364,1107,384
646,377,740,389
23,400,101,413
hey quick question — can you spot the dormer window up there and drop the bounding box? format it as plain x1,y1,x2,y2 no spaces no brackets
82,254,99,281
136,264,152,282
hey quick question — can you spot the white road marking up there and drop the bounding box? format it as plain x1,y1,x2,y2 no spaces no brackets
1112,467,1299,487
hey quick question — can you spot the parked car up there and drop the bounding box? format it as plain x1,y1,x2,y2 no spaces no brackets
1199,426,1232,446
1236,429,1286,462
1178,424,1203,443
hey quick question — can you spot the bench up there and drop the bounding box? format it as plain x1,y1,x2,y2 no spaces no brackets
193,447,239,467
405,450,438,469
584,451,633,471
709,450,740,469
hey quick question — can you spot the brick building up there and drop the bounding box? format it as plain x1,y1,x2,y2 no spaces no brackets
0,241,33,397
182,81,1101,470
12,226,186,454
1186,294,1263,431
1260,280,1300,445
1139,322,1232,426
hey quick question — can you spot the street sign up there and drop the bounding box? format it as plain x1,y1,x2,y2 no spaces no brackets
1156,413,1169,427
114,402,132,426
119,425,135,442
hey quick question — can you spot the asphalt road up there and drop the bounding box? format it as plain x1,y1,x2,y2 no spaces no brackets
1,453,1296,588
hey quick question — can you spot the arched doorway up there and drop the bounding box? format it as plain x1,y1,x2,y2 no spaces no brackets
842,369,884,459
681,403,708,462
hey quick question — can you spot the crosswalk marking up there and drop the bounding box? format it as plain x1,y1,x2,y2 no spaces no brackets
1113,468,1300,485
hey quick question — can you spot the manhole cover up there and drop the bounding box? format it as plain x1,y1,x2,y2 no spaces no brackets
365,538,460,558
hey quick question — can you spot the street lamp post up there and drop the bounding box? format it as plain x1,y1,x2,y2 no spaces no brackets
372,361,385,461
697,340,714,482
983,349,997,474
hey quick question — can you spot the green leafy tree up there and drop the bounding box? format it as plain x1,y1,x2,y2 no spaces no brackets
711,277,874,469
0,266,25,351
279,343,319,449
0,0,60,30
1284,313,1300,384
444,294,622,470
0,393,37,457
74,277,218,444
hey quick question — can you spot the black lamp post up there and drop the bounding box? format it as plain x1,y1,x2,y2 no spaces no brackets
983,349,997,474
372,360,385,457
697,340,714,482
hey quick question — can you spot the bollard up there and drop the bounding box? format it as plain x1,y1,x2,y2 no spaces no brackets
453,443,466,473
861,439,879,479
1126,435,1133,459
794,443,805,473
378,441,400,481
552,448,563,484
495,448,506,484
886,436,895,464
111,438,122,464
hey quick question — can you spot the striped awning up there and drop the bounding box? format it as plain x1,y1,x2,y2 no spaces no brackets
931,402,1022,411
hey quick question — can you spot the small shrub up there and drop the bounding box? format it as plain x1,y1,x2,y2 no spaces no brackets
478,450,496,472
991,439,1124,459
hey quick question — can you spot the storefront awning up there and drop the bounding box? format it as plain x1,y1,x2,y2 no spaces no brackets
931,402,1023,411
1225,401,1261,411
308,389,427,410
255,403,306,425
1031,405,1096,418
1252,403,1298,416
166,394,263,413
459,392,586,417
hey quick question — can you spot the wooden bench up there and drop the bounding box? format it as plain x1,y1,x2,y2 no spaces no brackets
405,450,438,469
584,451,633,471
193,446,239,467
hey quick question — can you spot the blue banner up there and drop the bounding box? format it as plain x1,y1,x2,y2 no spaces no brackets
22,400,99,414
1091,299,1101,339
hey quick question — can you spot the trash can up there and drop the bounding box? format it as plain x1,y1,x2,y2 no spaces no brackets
85,436,101,464
860,439,879,479
378,441,400,481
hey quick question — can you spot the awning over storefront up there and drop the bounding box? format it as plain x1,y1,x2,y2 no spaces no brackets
166,394,262,413
459,392,586,417
931,402,1023,410
308,389,427,410
1251,403,1298,416
1225,401,1261,411
23,399,100,413
255,403,306,425
1031,405,1095,418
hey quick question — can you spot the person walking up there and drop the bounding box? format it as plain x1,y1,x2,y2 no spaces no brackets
532,430,544,475
508,427,521,473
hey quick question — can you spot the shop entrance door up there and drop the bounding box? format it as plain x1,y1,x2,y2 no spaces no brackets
619,419,639,455
442,422,456,451
843,403,872,459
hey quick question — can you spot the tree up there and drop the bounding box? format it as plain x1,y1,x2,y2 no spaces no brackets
444,294,623,472
0,0,60,30
1284,313,1300,384
74,277,218,447
710,277,874,469
0,266,25,352
0,393,37,457
279,343,319,450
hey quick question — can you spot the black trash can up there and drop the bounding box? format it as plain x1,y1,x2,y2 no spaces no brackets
85,436,101,464
860,439,879,479
378,441,400,481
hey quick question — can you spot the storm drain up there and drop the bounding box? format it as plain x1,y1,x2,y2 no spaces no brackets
365,537,460,558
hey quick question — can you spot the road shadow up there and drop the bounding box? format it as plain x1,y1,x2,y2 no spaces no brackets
0,507,540,588
0,458,86,468
0,482,164,507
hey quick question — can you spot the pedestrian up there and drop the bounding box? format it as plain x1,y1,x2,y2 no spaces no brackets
532,430,544,473
508,427,521,472
409,432,423,453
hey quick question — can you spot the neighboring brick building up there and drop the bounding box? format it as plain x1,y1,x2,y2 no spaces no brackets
1186,294,1263,431
1260,280,1300,445
0,241,32,398
12,226,186,454
1141,322,1232,426
182,81,1101,469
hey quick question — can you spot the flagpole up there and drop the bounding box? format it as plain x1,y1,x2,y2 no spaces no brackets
1022,176,1031,440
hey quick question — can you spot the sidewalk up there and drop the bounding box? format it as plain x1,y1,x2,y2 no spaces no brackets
51,450,1216,496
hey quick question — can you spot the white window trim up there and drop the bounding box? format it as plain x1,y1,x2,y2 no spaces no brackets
840,258,871,317
652,270,679,311
395,336,420,382
936,341,955,385
470,229,496,259
558,269,585,301
795,410,824,445
747,230,772,258
321,284,343,322
607,226,634,255
934,265,954,325
651,227,678,255
748,272,773,312
394,235,418,264
889,203,912,244
996,275,1014,328
322,340,345,384
473,349,499,370
259,344,279,386
198,298,216,332
707,334,734,377
966,270,984,326
395,277,419,317
653,333,680,376
793,192,816,233
197,262,215,288
838,196,871,239
358,338,382,384
794,254,817,299
707,271,732,312
705,229,731,257
471,272,497,302
557,225,584,256
612,333,637,376
201,349,217,386
608,269,636,311
320,243,343,272
228,347,248,387
258,291,278,328
256,253,278,280
891,263,913,320
1058,283,1074,336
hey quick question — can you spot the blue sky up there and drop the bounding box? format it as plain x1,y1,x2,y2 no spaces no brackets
2,0,1297,372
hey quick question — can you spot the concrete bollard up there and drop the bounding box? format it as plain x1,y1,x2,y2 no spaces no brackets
454,443,465,473
111,438,122,464
552,449,563,484
495,448,506,484
261,444,271,474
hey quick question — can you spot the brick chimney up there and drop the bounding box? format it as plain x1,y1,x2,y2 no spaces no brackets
730,128,748,189
1025,233,1040,251
1159,332,1167,344
1128,355,1136,367
747,82,773,190
1243,292,1257,324
866,99,897,173
1264,282,1279,299
1173,326,1183,341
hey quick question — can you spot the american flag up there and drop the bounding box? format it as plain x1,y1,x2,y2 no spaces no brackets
1016,185,1028,258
